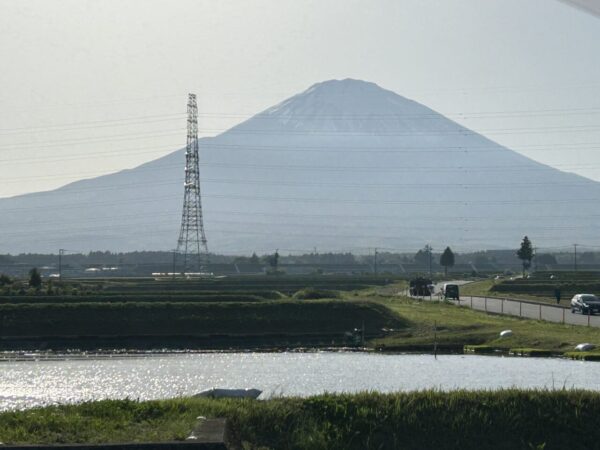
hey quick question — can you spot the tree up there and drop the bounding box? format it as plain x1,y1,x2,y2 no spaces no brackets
268,250,279,269
414,245,432,265
439,247,455,276
29,267,42,289
250,252,260,264
517,236,534,277
0,273,12,286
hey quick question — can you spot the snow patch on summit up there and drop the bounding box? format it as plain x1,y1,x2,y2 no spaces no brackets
230,79,461,134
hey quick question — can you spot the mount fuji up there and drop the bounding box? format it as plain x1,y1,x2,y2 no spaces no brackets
0,79,598,254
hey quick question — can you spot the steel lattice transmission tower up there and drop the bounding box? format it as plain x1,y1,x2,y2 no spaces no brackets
174,93,209,273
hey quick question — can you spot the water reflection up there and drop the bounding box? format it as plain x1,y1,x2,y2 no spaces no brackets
0,352,596,410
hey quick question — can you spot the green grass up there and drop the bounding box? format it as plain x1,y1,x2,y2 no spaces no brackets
2,276,599,355
564,351,600,361
460,279,547,302
0,300,403,338
459,279,496,297
0,293,278,304
97,275,401,295
464,344,508,354
509,348,557,357
3,392,600,449
369,295,600,353
461,275,600,306
293,288,341,300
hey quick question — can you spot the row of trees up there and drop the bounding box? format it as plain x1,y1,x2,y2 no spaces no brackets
436,236,534,278
415,236,534,277
0,268,41,291
414,245,456,276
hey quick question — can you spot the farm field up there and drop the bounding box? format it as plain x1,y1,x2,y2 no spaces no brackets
1,275,599,354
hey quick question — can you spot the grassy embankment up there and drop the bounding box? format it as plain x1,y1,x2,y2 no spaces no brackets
356,284,600,354
0,276,404,350
0,300,403,350
2,275,600,354
2,391,600,449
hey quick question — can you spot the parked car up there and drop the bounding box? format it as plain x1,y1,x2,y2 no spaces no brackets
442,283,460,300
570,294,600,315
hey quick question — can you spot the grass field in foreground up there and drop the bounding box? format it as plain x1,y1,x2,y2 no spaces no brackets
368,294,600,352
2,391,600,449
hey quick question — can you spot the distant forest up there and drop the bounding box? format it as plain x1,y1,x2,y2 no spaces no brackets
0,248,592,267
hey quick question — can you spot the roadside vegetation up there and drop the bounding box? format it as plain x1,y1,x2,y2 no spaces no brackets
2,391,600,449
461,271,600,305
370,295,600,353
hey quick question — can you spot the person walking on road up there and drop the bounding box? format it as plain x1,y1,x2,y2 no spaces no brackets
554,287,562,305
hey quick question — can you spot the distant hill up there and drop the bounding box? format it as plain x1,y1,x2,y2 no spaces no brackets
0,79,598,254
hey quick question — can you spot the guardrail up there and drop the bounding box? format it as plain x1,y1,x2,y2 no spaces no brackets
462,295,600,328
407,288,600,328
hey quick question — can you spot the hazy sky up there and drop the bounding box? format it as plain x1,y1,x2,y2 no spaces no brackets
1,0,600,198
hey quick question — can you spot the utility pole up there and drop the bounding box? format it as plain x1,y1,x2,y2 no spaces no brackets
574,244,578,272
428,245,433,277
171,249,177,279
374,248,378,275
533,247,537,272
58,249,65,282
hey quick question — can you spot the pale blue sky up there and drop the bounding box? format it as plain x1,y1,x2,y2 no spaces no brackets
1,0,600,197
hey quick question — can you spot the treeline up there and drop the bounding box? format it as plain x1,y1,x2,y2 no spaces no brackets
3,249,598,270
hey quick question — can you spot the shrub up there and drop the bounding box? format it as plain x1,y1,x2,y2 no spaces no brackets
293,288,341,300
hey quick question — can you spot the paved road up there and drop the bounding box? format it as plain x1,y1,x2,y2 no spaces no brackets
411,281,600,329
464,294,600,328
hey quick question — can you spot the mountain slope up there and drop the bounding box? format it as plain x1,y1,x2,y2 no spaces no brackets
1,79,598,254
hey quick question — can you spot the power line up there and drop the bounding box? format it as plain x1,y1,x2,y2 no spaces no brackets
1,215,598,239
4,208,600,229
1,104,600,137
191,105,600,120
3,222,597,249
8,157,600,185
5,171,600,190
0,113,186,135
3,119,600,150
3,190,600,215
188,124,600,136
5,140,600,168
0,143,182,166
0,129,185,150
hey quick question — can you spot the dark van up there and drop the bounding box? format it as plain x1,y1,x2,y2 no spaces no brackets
443,283,459,300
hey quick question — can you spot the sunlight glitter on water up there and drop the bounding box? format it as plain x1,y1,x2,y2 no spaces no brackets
0,352,597,410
